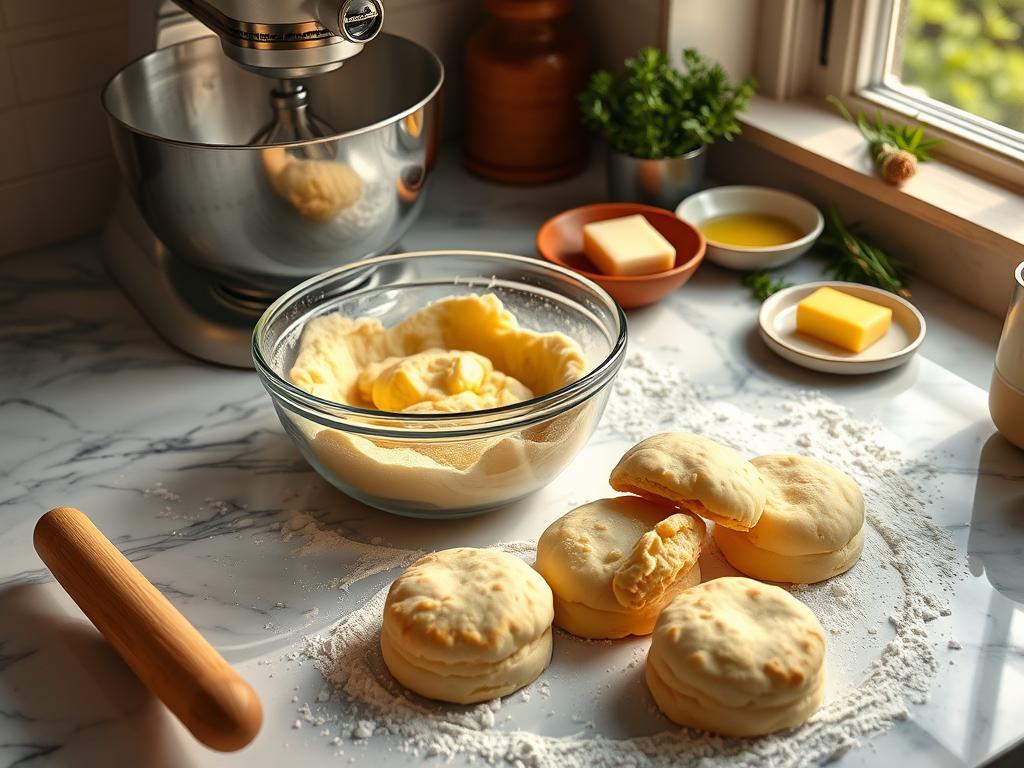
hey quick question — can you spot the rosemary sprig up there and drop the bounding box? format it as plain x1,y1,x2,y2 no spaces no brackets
743,270,792,302
816,206,910,298
828,96,940,160
827,95,940,185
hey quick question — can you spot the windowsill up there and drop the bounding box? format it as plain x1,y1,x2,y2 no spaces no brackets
737,96,1024,253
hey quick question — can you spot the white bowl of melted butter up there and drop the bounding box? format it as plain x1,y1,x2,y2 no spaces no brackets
676,186,824,271
253,251,627,518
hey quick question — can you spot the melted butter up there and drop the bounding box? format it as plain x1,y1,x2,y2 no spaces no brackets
699,213,804,247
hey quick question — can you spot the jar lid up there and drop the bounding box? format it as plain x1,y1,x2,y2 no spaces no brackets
484,0,572,20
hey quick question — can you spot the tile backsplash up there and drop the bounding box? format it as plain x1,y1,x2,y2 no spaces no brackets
0,0,129,256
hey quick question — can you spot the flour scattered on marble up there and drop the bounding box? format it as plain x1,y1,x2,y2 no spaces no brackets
275,511,424,592
144,481,199,520
142,482,245,523
144,481,180,503
291,350,961,767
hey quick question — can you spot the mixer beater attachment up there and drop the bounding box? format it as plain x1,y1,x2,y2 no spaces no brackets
250,80,336,158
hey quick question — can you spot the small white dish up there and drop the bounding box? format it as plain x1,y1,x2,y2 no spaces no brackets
758,281,926,375
676,186,824,271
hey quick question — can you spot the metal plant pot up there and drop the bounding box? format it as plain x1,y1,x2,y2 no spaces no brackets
606,145,706,210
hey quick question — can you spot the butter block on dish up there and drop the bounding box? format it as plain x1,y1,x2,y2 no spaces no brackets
796,287,892,353
582,214,676,276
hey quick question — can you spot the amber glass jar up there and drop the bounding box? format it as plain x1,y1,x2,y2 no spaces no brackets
463,0,589,184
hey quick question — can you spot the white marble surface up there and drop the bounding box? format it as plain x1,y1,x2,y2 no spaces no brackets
1,152,1021,768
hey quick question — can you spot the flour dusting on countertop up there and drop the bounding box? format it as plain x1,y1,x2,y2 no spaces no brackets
289,351,960,766
277,511,425,592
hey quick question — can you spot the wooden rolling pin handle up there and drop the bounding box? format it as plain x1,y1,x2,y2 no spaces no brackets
33,507,262,752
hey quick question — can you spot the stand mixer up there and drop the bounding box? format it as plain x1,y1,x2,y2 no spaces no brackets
102,0,443,366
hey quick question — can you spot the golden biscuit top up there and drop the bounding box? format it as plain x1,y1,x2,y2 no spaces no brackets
610,433,766,530
383,547,553,664
650,577,825,709
746,454,865,555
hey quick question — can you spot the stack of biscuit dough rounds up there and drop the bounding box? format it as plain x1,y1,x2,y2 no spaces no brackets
605,433,863,736
711,454,866,584
379,431,866,739
381,547,554,705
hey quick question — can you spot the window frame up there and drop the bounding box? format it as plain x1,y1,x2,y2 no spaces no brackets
756,0,1024,188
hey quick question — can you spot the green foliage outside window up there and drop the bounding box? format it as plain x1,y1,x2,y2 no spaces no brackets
898,0,1024,131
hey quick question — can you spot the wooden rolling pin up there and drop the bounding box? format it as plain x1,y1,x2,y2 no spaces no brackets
33,507,262,751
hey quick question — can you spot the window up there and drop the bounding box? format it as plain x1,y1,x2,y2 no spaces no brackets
887,0,1024,132
861,0,1024,162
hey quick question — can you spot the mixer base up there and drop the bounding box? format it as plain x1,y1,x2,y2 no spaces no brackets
103,190,273,369
103,191,408,369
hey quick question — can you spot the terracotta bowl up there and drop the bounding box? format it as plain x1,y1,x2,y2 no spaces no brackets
536,203,706,309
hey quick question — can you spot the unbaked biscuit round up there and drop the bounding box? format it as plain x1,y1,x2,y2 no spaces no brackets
713,525,864,584
713,454,865,583
646,576,826,737
535,496,704,639
381,547,553,704
747,454,864,555
609,432,766,531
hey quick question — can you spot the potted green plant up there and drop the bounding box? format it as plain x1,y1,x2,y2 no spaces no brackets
580,48,756,208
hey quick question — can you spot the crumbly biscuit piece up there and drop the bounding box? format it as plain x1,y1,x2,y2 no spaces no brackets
535,497,704,639
713,524,864,584
610,433,766,531
553,565,701,639
746,454,864,556
646,577,826,736
612,513,705,610
381,547,553,703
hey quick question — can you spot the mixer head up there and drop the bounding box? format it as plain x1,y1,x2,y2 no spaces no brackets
175,0,384,78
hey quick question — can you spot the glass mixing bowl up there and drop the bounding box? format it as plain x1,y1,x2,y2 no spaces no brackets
253,251,627,517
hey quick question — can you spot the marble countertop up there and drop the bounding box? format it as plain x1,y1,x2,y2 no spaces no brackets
1,152,1021,768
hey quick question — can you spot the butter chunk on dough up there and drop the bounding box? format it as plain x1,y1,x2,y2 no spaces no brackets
610,432,766,531
381,547,553,704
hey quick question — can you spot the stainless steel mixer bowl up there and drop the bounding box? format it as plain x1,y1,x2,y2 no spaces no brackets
102,34,443,291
